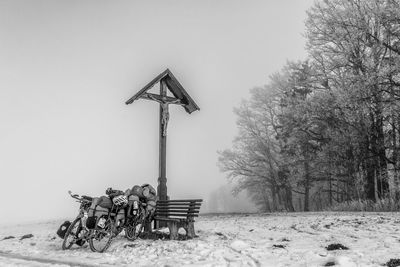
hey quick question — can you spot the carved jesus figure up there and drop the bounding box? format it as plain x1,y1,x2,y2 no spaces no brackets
145,93,184,136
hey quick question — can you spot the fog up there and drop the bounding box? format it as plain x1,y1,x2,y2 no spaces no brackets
0,0,313,224
205,184,258,214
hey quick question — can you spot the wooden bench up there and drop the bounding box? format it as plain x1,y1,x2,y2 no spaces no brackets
154,199,202,240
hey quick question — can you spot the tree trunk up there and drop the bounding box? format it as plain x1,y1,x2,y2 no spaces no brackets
388,114,398,199
329,162,333,206
284,185,295,212
374,169,379,202
277,188,284,211
271,184,278,211
376,103,389,198
365,119,376,200
263,192,271,212
297,197,302,211
304,159,311,211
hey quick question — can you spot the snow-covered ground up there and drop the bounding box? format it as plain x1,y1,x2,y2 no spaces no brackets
0,212,399,266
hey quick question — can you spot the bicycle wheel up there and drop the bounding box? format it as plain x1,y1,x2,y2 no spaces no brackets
89,217,115,253
62,218,81,250
125,213,145,241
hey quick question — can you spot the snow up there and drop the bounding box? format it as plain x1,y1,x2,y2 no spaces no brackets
0,212,400,266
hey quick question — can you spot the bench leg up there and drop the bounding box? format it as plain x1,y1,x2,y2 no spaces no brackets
186,222,195,238
168,222,179,240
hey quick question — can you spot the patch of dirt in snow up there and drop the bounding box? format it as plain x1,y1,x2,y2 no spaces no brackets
0,213,399,266
386,258,400,267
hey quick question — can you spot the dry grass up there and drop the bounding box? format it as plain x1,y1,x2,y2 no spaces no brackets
327,198,400,212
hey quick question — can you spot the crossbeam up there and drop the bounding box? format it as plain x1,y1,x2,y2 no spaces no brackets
140,93,183,104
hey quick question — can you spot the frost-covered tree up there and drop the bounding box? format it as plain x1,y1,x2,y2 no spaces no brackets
306,0,400,200
219,0,400,211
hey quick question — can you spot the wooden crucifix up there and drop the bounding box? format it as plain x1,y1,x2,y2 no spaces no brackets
125,69,199,201
142,91,184,137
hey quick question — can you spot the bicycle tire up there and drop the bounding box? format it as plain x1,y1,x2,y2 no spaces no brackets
125,213,145,241
88,217,115,253
62,218,81,250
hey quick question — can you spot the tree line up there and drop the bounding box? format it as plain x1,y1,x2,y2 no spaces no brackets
218,0,400,212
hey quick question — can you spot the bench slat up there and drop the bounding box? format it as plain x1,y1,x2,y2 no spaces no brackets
157,199,203,203
155,209,200,213
155,206,200,210
156,205,201,207
154,217,191,222
156,206,201,209
155,211,199,215
156,203,202,207
156,202,201,205
155,213,199,217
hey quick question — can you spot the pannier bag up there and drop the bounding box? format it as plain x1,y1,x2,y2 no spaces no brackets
87,206,109,229
87,197,100,217
87,197,110,229
56,220,71,239
94,206,109,217
98,196,113,209
86,216,97,229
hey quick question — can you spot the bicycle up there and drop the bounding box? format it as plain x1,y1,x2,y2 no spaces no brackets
62,191,93,250
62,190,121,253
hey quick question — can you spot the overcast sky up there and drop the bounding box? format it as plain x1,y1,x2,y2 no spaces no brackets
0,0,314,223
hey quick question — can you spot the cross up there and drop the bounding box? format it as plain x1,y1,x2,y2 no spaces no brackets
125,69,199,201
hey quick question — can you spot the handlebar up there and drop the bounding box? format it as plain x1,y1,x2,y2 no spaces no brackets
68,190,80,200
68,191,92,203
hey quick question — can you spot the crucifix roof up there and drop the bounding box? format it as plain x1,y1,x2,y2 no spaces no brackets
125,69,200,114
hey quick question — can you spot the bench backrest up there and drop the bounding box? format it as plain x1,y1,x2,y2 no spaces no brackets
155,199,202,220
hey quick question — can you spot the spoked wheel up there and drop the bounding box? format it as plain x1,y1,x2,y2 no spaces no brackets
62,218,82,250
125,214,145,241
89,217,115,253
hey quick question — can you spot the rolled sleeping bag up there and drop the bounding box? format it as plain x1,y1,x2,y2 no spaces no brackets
130,185,144,198
142,184,156,199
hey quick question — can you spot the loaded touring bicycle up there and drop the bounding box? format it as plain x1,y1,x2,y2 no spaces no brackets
58,190,146,252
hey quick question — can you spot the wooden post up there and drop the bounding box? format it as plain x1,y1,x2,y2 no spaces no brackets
158,78,168,201
156,79,168,229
